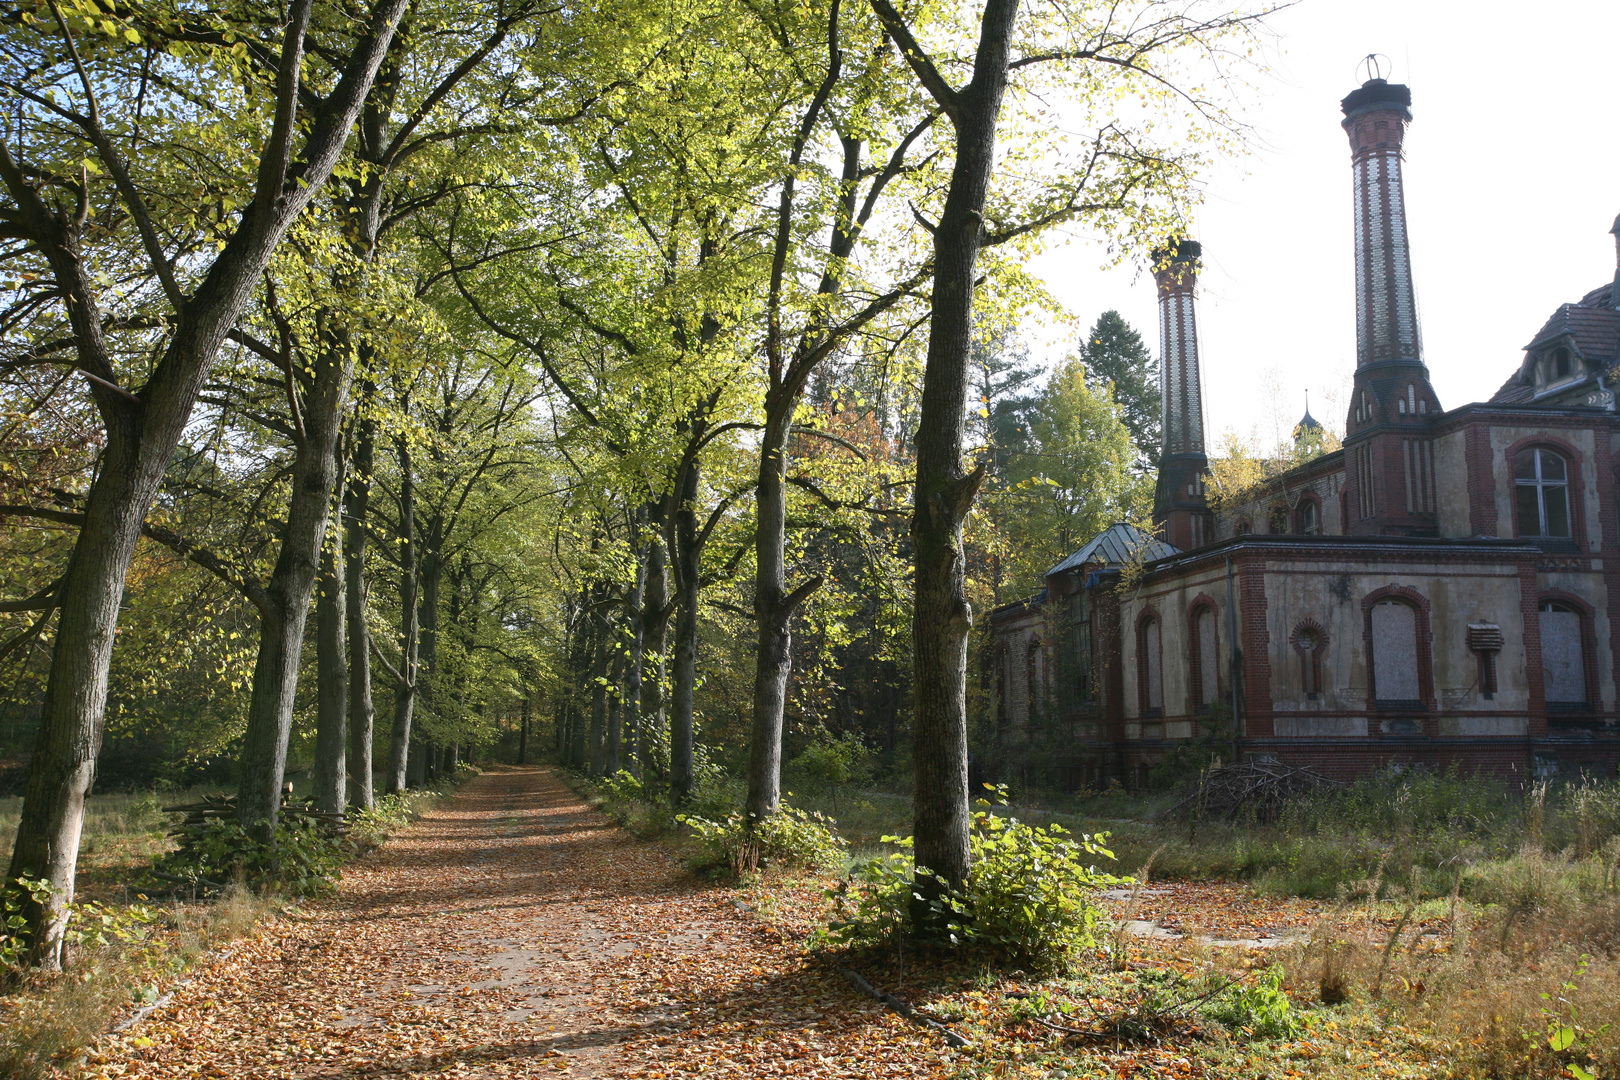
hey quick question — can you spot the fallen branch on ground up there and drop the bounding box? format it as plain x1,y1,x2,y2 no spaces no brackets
840,968,971,1048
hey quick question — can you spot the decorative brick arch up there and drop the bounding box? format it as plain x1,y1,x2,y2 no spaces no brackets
1135,606,1164,718
1505,434,1589,546
1361,584,1435,710
1186,594,1221,712
1537,588,1600,711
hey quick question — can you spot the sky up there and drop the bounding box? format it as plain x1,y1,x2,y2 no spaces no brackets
1022,0,1620,449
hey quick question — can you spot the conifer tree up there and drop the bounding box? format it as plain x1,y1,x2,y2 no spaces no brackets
1080,311,1160,471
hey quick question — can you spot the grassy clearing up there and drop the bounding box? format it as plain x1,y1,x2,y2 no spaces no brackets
590,763,1620,1077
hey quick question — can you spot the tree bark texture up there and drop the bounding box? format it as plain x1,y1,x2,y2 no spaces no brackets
668,467,702,806
587,600,610,777
568,609,594,768
638,536,669,781
745,411,793,821
387,435,420,794
237,334,355,837
605,644,624,776
3,0,410,966
888,0,1019,907
345,415,376,810
314,507,348,817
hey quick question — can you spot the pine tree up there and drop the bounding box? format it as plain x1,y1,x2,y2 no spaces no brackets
1080,311,1160,471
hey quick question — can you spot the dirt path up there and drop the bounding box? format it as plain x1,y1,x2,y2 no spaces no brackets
87,766,952,1079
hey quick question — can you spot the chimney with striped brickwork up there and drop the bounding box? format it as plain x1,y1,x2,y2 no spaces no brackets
1340,72,1442,536
1152,238,1211,550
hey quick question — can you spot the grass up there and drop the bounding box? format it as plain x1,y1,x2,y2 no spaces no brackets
608,762,1620,1078
0,765,478,1078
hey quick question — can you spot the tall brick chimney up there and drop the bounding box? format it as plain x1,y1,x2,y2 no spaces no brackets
1152,238,1211,550
1340,69,1441,536
1610,213,1620,309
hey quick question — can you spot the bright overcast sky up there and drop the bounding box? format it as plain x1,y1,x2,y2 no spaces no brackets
1024,0,1620,448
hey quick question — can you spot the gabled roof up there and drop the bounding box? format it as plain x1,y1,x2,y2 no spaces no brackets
1490,282,1620,404
1522,301,1620,355
1044,522,1179,578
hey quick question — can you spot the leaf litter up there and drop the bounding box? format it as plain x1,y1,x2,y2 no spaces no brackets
84,766,953,1079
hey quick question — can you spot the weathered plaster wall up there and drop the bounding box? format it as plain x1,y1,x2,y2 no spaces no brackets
1262,559,1530,717
1119,566,1231,730
1433,429,1471,536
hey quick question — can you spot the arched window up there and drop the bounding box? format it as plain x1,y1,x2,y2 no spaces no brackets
1268,503,1290,534
1296,499,1320,536
1540,601,1588,708
1370,599,1421,707
1138,615,1163,717
1192,605,1219,709
1514,448,1571,538
1233,518,1252,536
1292,623,1325,699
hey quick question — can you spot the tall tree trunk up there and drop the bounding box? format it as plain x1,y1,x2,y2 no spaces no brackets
669,468,702,806
879,0,1019,915
621,537,647,776
417,524,444,718
605,644,624,776
2,0,409,965
518,697,530,764
569,610,594,768
638,535,669,782
587,600,610,777
314,493,348,817
344,413,376,810
745,412,821,821
387,433,420,794
238,340,354,838
407,738,426,788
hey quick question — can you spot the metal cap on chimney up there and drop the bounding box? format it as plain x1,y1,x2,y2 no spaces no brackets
1341,55,1410,122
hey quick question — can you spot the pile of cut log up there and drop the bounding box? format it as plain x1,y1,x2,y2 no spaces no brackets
162,793,348,837
1168,759,1343,821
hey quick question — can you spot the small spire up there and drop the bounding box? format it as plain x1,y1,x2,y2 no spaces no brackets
1295,392,1323,448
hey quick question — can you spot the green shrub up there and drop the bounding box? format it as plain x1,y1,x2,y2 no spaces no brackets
1202,964,1304,1040
818,787,1123,974
949,808,1122,972
156,816,346,896
602,769,646,803
788,727,876,807
678,805,847,876
349,794,416,849
0,877,55,967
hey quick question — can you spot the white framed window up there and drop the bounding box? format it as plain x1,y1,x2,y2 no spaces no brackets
1514,448,1571,538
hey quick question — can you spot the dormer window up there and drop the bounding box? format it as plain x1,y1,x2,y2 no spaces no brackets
1545,346,1574,384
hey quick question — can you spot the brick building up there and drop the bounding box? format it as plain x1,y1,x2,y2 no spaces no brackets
988,73,1620,786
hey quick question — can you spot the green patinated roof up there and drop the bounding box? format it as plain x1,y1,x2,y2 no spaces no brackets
1044,522,1179,578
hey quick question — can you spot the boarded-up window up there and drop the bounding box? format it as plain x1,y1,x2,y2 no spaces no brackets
1371,600,1420,703
1026,639,1041,705
1196,608,1219,706
1541,603,1587,705
1296,626,1323,697
1143,618,1163,713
